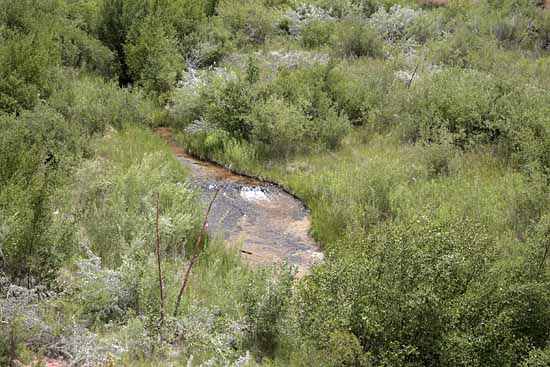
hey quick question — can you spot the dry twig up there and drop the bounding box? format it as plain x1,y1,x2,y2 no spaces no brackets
155,192,164,324
406,64,419,89
174,188,221,316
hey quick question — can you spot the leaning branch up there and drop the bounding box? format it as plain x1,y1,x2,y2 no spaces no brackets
174,188,221,316
537,227,550,278
406,64,419,89
155,192,164,324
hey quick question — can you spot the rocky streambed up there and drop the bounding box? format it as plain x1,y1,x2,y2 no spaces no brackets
157,128,323,276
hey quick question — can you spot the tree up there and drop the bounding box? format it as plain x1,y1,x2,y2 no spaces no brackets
124,15,183,98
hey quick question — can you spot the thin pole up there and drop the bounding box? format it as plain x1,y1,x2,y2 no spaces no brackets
407,64,419,89
174,188,221,316
156,192,164,324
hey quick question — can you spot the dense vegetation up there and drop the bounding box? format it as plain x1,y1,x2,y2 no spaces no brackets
1,0,549,366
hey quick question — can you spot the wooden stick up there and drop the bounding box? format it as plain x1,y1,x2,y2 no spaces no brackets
407,64,419,89
174,188,221,316
156,192,164,324
537,227,550,278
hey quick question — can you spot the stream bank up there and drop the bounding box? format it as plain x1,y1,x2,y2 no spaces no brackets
156,128,323,277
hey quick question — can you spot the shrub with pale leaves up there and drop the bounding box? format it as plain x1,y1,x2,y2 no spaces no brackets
369,5,424,42
283,4,335,37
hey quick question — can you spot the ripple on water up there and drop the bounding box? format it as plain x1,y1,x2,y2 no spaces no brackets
240,186,269,201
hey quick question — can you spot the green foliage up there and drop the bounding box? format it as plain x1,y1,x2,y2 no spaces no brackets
0,107,81,284
428,28,494,69
520,347,550,367
203,77,256,139
326,59,395,126
183,63,352,159
246,55,261,84
217,0,276,45
242,266,294,357
2,0,550,365
49,74,165,134
74,127,201,267
0,25,61,113
399,68,550,173
125,15,183,98
332,19,385,58
300,20,335,48
97,0,146,84
248,97,314,157
248,96,349,157
98,0,206,85
59,25,117,78
296,218,550,366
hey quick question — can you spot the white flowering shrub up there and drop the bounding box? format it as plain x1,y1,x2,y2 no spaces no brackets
283,4,335,37
172,66,238,129
117,317,154,360
0,285,54,364
0,283,125,366
175,305,248,362
181,20,233,70
61,256,132,324
223,50,329,75
57,322,125,367
369,5,425,42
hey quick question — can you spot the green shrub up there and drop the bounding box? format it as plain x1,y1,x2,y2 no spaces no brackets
249,97,312,157
125,15,183,98
326,59,395,126
428,28,489,68
182,63,353,160
203,78,256,139
97,0,148,84
406,8,444,43
0,30,61,113
75,127,201,267
217,0,275,45
242,266,294,357
59,25,118,79
332,19,384,59
297,217,550,366
520,347,550,367
300,20,335,48
399,67,550,172
0,107,81,284
49,74,164,134
508,173,548,239
403,69,500,146
533,10,550,53
248,95,349,157
270,64,334,115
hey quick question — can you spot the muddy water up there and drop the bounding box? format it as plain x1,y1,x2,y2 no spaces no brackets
156,128,323,276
